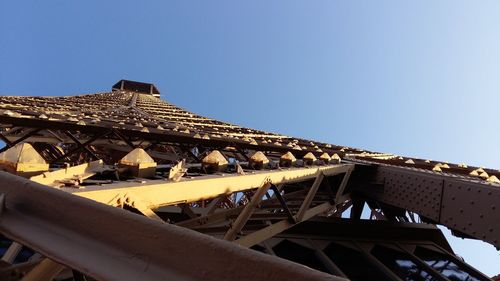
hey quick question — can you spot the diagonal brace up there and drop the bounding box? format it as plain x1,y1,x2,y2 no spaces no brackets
224,180,272,241
295,171,324,222
270,184,296,223
55,131,111,162
0,128,42,154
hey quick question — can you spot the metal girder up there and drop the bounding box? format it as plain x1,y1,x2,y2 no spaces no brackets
65,164,354,209
63,131,100,160
296,172,324,221
334,165,354,204
30,160,106,187
21,259,64,281
107,193,164,222
0,172,347,281
111,129,137,149
0,83,496,280
175,189,312,230
0,128,42,154
234,202,333,248
0,115,337,159
270,185,295,223
1,242,23,264
176,204,247,229
54,131,112,162
205,195,226,215
224,181,272,241
0,131,13,145
100,143,179,162
357,165,500,248
0,258,43,281
2,135,147,147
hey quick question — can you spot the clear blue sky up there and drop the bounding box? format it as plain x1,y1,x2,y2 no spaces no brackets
1,0,499,277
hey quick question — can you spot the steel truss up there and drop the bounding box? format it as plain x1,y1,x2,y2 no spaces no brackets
0,80,497,280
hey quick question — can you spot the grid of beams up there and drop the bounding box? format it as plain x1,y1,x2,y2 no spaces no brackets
0,81,497,281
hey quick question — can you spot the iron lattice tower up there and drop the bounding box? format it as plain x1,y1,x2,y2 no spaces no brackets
0,80,497,281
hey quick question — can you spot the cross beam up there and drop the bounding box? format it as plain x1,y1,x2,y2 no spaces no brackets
64,164,354,209
0,172,347,281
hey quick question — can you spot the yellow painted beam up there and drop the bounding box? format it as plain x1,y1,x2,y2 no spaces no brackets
30,160,105,186
65,164,353,209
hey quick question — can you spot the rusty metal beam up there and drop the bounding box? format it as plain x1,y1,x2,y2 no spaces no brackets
0,172,346,281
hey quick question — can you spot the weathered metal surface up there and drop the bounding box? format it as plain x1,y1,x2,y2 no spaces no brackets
0,80,497,279
357,164,500,248
0,172,346,281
